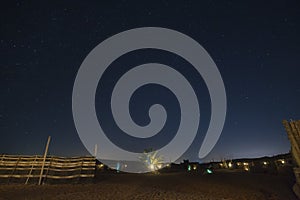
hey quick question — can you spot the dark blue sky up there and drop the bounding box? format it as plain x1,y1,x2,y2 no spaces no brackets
1,1,299,162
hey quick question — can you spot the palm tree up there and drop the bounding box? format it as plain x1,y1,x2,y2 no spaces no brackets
139,149,164,172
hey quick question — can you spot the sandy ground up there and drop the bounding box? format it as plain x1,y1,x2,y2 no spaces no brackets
0,171,297,200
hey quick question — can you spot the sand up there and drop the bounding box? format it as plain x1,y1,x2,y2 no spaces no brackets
0,171,297,200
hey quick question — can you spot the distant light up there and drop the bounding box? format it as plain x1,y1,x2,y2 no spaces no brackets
280,160,285,164
207,169,213,174
263,161,267,165
188,165,191,171
228,162,232,168
244,166,249,171
124,164,127,168
193,165,197,170
237,162,241,166
243,162,248,166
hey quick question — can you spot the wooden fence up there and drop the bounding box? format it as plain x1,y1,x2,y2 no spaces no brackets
0,154,96,184
283,120,300,199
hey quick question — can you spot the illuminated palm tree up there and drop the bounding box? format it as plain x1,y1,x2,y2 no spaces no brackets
139,149,164,172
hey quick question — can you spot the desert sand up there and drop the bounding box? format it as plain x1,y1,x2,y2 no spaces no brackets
0,171,297,200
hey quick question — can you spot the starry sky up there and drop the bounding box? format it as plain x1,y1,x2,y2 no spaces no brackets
1,1,300,162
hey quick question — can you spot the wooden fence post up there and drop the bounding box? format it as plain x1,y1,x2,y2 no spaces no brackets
283,120,300,198
38,136,51,185
25,155,37,185
94,144,98,158
8,156,20,184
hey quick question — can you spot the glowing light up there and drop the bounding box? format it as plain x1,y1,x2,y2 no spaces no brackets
150,164,155,170
243,162,248,166
206,169,213,174
116,162,120,172
280,160,285,164
244,166,249,171
228,162,232,168
263,161,267,165
188,165,191,171
124,164,127,168
237,162,241,166
193,165,197,170
98,164,104,168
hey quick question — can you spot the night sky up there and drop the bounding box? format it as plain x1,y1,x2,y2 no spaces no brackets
1,1,300,163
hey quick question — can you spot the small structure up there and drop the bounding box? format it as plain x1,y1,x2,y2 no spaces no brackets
283,119,300,198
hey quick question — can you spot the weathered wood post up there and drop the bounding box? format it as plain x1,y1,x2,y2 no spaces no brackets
94,144,98,158
283,120,300,198
38,136,51,185
25,155,37,185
